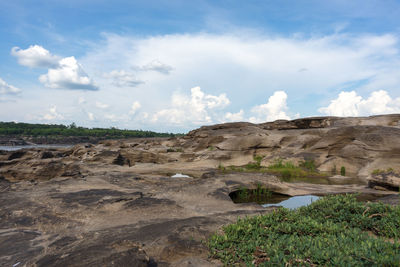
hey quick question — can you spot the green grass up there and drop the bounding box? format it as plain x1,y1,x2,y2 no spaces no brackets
209,194,400,266
267,159,324,180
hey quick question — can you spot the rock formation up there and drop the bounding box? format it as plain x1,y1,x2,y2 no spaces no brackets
0,114,399,266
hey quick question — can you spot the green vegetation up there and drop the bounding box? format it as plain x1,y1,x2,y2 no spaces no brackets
217,157,324,180
340,166,346,176
0,121,181,139
299,159,316,172
235,184,273,203
267,159,322,180
372,168,396,175
209,194,400,266
244,155,263,170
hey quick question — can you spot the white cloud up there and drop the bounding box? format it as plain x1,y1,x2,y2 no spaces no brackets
11,45,59,68
152,86,230,125
0,78,21,95
129,101,141,115
43,105,64,120
95,101,109,109
77,32,400,130
250,91,291,123
83,33,400,99
5,32,400,131
140,60,173,74
318,90,400,116
107,70,144,87
223,109,244,122
39,56,98,90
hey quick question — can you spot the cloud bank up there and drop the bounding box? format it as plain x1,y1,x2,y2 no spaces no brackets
5,32,400,131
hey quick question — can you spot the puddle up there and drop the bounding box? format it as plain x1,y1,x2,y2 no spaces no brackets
230,188,388,209
262,195,320,209
229,188,319,209
170,173,191,178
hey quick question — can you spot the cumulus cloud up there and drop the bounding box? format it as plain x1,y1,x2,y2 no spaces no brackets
95,101,109,109
318,90,400,116
129,101,141,115
39,56,98,90
107,70,143,87
223,110,244,122
0,78,21,95
140,60,173,74
11,45,59,68
249,91,291,123
152,86,230,125
12,45,97,90
43,105,64,120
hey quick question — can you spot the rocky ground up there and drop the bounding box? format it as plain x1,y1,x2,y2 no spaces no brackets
0,115,399,266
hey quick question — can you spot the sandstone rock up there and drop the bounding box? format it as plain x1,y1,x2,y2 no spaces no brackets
368,172,400,191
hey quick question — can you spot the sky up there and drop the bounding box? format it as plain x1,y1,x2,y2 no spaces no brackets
1,0,400,132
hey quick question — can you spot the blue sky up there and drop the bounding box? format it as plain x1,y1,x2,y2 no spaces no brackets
1,0,400,132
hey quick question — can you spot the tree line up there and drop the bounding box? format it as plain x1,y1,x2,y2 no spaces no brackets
0,122,181,138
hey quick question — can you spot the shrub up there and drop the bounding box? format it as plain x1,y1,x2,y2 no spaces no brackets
209,194,400,266
340,166,346,176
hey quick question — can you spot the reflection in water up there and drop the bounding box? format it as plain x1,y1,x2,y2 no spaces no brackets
230,189,386,210
262,195,320,209
229,189,320,209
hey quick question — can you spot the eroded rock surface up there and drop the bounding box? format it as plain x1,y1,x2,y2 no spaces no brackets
0,115,399,266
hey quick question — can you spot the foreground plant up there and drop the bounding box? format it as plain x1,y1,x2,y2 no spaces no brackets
208,194,400,266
